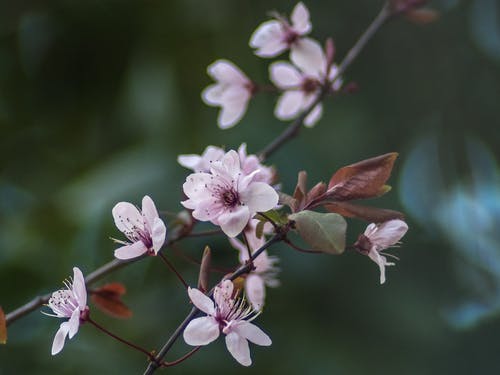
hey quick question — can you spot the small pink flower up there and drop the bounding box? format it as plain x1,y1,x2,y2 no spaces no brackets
270,39,342,127
44,267,88,355
181,150,279,237
183,280,272,366
112,195,167,260
355,219,409,284
229,223,280,311
177,145,226,173
202,60,254,129
249,2,312,58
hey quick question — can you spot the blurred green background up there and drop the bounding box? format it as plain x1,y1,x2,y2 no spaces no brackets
1,0,500,374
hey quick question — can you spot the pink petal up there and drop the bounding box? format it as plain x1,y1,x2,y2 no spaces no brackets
114,241,148,260
233,320,272,346
51,321,70,355
214,280,234,309
304,103,323,127
188,197,224,222
218,205,251,238
188,287,216,315
218,87,251,129
240,182,279,213
207,59,248,84
249,21,287,57
183,316,220,346
369,220,409,250
151,217,167,254
225,332,251,366
177,154,203,170
112,202,144,234
141,196,159,232
182,173,213,201
245,274,265,311
290,37,326,78
72,267,87,308
269,62,302,88
68,308,80,339
368,249,395,284
274,90,305,120
291,2,312,35
202,83,225,105
219,149,241,177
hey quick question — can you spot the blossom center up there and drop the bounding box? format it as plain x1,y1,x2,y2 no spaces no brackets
222,189,240,208
302,77,320,94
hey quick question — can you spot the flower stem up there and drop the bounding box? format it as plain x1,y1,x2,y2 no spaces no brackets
87,316,158,364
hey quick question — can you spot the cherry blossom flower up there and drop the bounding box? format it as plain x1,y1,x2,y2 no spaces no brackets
269,39,342,127
354,219,409,284
44,267,89,355
181,150,279,237
202,60,254,129
229,221,280,310
112,195,167,260
183,280,272,366
249,2,312,58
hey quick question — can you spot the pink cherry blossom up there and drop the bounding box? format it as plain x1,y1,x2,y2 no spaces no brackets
202,60,254,129
112,195,167,260
181,150,279,237
249,2,312,58
44,267,88,355
177,144,274,184
270,38,342,127
354,219,409,284
183,280,272,366
229,220,280,310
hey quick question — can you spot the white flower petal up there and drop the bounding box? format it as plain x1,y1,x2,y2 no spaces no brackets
214,280,234,309
269,61,303,88
218,87,251,129
245,274,265,311
225,332,251,366
112,202,144,234
368,220,409,250
207,59,248,84
68,308,80,339
202,83,225,106
274,90,305,120
182,173,213,200
183,316,220,346
233,320,272,346
188,287,216,315
250,20,287,58
114,241,148,260
71,267,87,308
151,217,167,254
368,249,395,284
141,196,159,232
291,2,312,35
51,321,71,355
178,154,202,170
218,205,251,238
241,182,279,213
290,37,326,77
304,103,323,127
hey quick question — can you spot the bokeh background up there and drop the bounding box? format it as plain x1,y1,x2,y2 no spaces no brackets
1,0,500,374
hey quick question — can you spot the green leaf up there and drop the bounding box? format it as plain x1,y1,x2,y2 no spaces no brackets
289,210,347,254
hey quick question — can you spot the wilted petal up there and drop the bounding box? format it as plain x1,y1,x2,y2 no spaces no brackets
207,60,248,84
241,182,279,213
291,2,312,35
151,217,167,254
183,316,220,346
188,287,216,315
112,202,144,234
72,267,87,308
245,274,265,310
225,332,251,366
368,249,395,284
51,322,70,355
233,320,272,346
304,103,323,127
275,90,305,120
218,205,251,238
269,62,302,88
114,241,148,260
291,37,326,78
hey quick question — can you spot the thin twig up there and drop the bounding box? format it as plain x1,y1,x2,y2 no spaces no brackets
158,253,188,289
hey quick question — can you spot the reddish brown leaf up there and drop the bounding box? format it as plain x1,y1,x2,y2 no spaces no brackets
90,283,132,319
0,306,7,344
197,246,211,293
405,8,439,24
325,202,405,222
327,153,398,201
306,182,327,203
278,192,297,211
